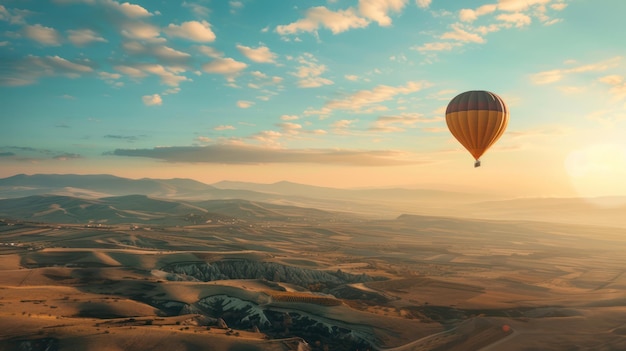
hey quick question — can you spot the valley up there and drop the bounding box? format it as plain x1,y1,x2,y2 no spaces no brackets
1,175,626,350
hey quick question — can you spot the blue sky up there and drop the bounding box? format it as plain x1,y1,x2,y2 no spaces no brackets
2,0,626,198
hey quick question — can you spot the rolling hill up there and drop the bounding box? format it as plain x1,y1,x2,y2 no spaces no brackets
0,173,275,202
1,174,624,228
0,194,352,225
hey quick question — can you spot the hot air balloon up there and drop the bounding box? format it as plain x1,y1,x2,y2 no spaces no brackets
445,90,509,167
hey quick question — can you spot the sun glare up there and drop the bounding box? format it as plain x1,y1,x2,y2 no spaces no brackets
565,143,626,206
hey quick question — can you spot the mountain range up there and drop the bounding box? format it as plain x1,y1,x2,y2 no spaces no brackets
1,173,624,228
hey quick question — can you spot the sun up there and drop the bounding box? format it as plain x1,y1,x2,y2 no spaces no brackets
564,143,626,206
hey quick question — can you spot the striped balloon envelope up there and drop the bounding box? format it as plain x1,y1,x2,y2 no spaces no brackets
445,90,509,167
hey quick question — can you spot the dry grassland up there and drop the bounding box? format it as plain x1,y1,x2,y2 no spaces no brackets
1,216,626,350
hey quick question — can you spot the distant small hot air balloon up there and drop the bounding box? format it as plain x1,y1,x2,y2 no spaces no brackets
445,90,509,167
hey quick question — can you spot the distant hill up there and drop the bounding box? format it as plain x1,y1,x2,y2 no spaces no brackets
0,194,353,225
1,174,624,228
0,174,213,198
0,194,220,225
212,180,492,204
458,196,626,228
0,174,292,203
0,174,495,219
195,198,346,221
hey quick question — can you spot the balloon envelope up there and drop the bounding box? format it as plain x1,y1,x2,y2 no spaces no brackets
445,90,509,164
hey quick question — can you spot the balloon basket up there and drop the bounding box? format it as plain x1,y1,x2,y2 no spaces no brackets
474,160,481,168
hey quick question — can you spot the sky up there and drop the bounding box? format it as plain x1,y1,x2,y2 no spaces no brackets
2,0,626,198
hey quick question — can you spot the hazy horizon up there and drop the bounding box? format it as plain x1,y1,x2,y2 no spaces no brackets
3,1,626,200
3,171,625,200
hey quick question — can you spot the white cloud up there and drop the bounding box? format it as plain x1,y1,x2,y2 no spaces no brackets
332,119,358,134
324,81,431,114
598,75,623,85
530,69,562,84
531,57,622,85
598,75,626,102
202,57,247,77
183,2,210,17
120,22,160,40
114,63,189,87
142,94,162,106
24,24,61,46
112,144,414,166
214,125,236,131
281,115,299,121
237,100,254,108
441,24,485,43
196,136,213,143
416,0,431,9
230,1,243,13
475,24,502,35
277,122,302,134
105,0,152,17
48,56,93,73
162,87,180,95
67,29,107,46
419,0,564,57
459,4,497,22
292,53,334,88
276,6,369,35
0,4,29,24
247,72,283,91
370,113,442,132
299,76,333,88
358,0,407,27
122,41,191,62
415,41,458,52
114,65,146,78
251,71,268,79
497,0,551,12
165,20,216,42
99,72,122,80
430,89,457,101
345,74,359,81
332,119,356,128
570,57,622,73
143,64,189,86
236,44,278,63
557,86,585,94
542,18,561,26
197,46,223,58
122,41,143,53
152,45,191,61
250,130,283,146
389,54,408,62
497,12,532,27
1,54,95,86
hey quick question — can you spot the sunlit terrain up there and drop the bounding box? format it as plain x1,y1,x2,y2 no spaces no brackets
1,175,625,350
